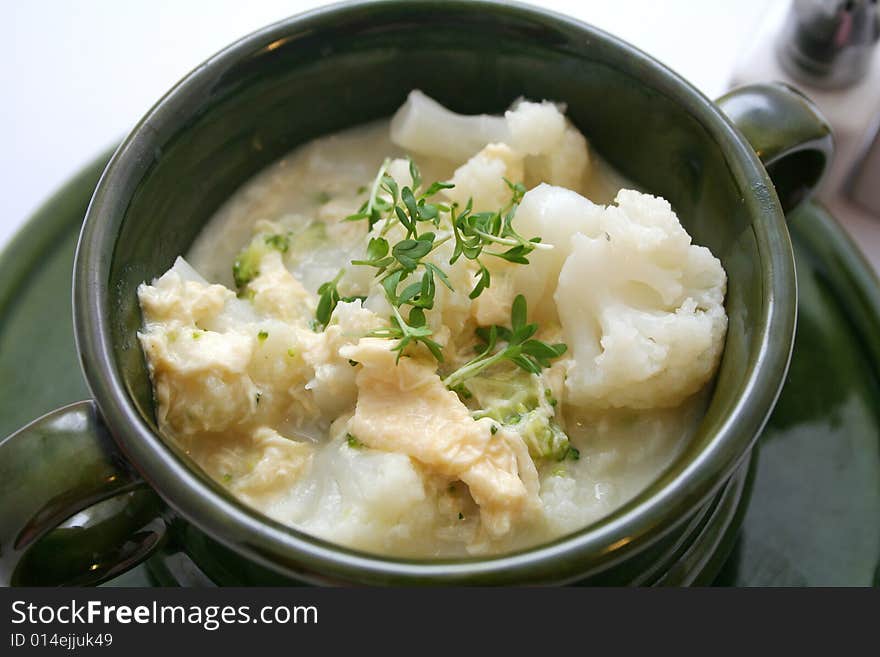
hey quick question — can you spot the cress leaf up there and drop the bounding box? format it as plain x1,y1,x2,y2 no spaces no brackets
510,294,527,332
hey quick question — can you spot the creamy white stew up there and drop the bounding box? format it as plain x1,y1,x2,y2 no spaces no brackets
137,91,728,557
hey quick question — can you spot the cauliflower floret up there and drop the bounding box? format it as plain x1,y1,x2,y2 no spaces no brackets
340,338,540,537
299,300,385,418
525,125,590,190
433,248,478,339
445,143,524,211
506,99,590,187
511,183,605,321
282,431,438,554
505,99,566,155
318,199,367,246
555,189,727,409
390,91,590,189
245,320,317,424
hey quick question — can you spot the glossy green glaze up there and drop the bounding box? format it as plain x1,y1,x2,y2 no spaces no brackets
0,0,846,585
0,401,166,585
1,160,875,586
715,203,880,586
716,84,833,213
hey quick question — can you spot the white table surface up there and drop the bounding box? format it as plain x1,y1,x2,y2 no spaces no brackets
12,0,878,275
1,0,779,250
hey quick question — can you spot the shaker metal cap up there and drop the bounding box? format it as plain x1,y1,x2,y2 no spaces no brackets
777,0,880,88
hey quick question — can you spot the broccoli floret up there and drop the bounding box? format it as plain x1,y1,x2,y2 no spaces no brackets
518,410,579,461
264,233,290,252
232,245,262,288
233,222,327,289
467,368,578,462
232,232,291,288
467,369,539,423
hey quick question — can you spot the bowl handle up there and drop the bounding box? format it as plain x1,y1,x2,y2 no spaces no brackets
0,401,167,585
716,82,834,214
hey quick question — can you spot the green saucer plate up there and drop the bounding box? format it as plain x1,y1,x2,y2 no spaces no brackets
1,150,877,587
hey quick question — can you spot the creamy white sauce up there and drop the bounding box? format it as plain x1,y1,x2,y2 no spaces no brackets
173,119,708,557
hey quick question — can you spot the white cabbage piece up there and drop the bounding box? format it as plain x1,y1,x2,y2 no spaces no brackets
168,255,208,284
390,90,510,163
555,189,727,409
445,143,525,211
390,90,589,188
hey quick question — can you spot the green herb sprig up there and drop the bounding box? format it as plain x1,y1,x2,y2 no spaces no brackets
316,159,557,365
365,304,444,363
314,269,366,329
345,159,453,235
447,179,550,299
442,295,567,390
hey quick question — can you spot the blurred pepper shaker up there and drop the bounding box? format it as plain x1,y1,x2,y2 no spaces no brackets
731,0,880,211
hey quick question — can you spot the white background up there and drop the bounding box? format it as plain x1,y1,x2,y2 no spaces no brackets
1,0,778,250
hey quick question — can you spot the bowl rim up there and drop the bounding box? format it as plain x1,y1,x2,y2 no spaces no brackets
73,0,796,584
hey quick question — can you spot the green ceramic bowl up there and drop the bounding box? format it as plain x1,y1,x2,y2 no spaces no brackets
0,0,833,586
